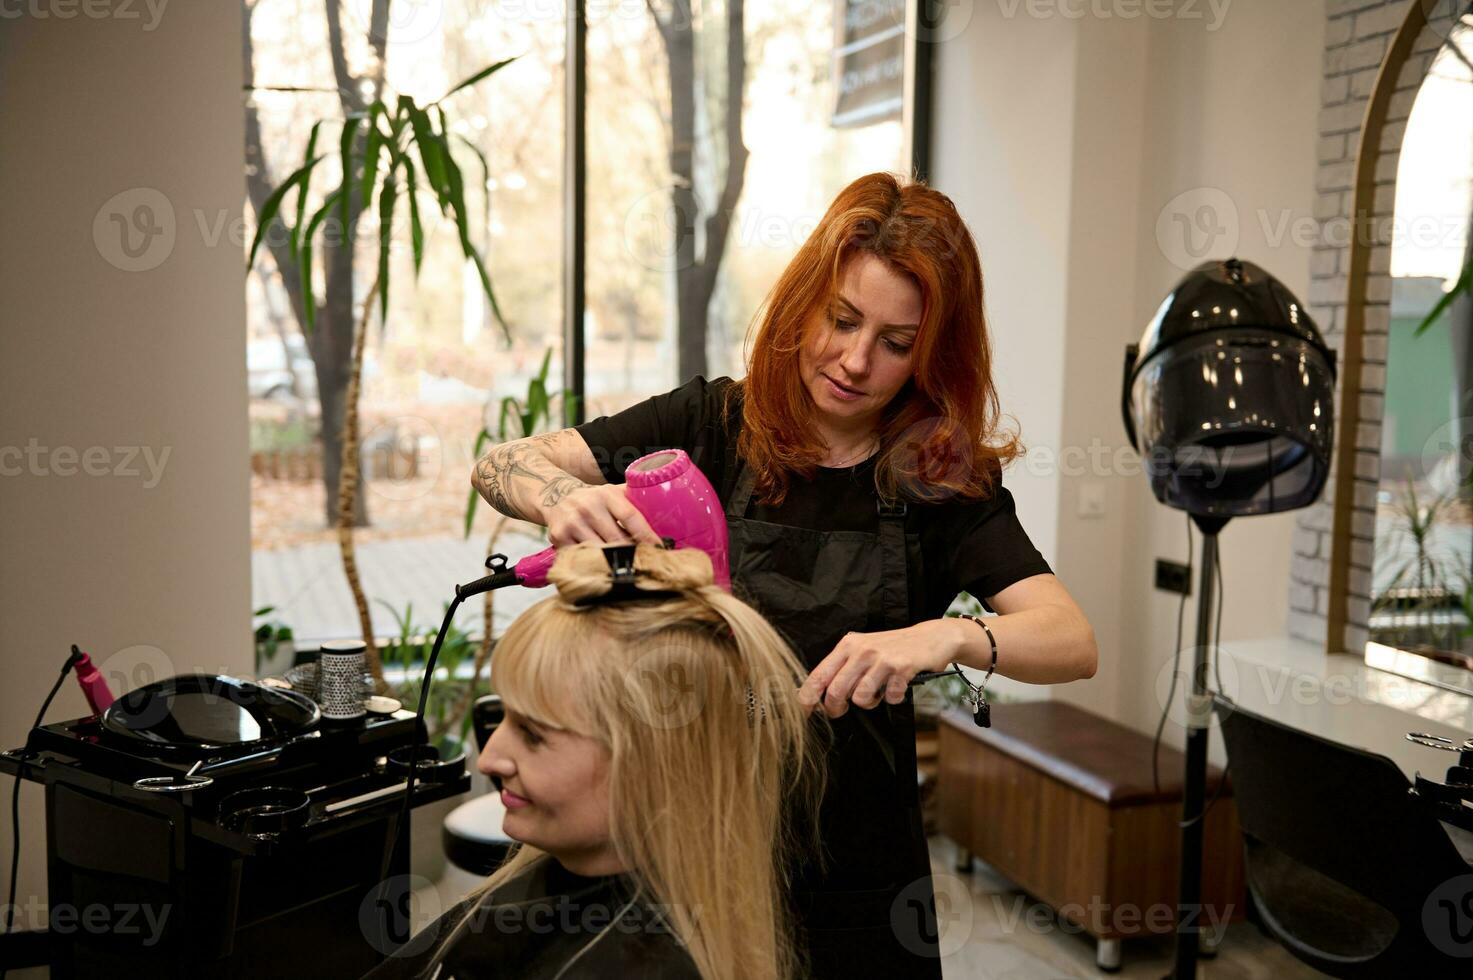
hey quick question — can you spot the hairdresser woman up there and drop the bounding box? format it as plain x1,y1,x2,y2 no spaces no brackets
471,172,1098,977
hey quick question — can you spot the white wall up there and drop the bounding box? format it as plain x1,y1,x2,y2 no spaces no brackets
930,9,1078,578
1123,0,1328,756
0,1,251,921
933,0,1328,761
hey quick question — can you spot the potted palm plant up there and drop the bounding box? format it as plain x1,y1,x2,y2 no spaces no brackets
247,61,516,686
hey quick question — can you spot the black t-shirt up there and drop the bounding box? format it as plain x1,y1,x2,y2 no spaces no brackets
573,375,1052,617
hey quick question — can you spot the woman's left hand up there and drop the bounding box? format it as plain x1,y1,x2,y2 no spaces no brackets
798,621,958,717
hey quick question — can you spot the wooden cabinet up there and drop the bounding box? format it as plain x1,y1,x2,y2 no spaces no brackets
936,703,1246,969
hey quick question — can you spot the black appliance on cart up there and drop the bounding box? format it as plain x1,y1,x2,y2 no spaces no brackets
0,673,468,979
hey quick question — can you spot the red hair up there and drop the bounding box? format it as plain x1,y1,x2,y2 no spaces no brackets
723,171,1023,508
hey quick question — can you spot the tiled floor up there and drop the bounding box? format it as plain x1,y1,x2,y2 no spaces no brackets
921,835,1327,979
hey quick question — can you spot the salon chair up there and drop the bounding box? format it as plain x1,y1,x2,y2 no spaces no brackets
441,694,516,875
1212,695,1473,976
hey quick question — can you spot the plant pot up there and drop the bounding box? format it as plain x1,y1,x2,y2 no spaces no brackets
255,639,296,679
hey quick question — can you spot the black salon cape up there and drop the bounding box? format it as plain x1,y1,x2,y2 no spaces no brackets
574,374,1052,615
358,858,700,980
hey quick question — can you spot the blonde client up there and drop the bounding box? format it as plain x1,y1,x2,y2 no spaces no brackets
363,541,827,980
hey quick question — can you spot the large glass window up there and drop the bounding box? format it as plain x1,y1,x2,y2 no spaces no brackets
247,0,918,647
582,0,908,418
1366,14,1473,689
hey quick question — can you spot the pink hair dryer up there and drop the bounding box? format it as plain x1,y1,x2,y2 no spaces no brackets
492,449,731,593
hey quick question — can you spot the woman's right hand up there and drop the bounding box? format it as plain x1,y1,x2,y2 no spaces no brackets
544,483,665,547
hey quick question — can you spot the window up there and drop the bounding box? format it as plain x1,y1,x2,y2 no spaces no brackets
1365,17,1473,690
246,0,927,648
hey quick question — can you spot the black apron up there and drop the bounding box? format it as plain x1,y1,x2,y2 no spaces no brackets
723,456,943,980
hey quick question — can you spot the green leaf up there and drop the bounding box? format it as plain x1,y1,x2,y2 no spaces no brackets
529,349,553,427
337,113,362,237
377,173,398,321
561,392,581,429
298,189,343,337
403,156,425,276
361,101,387,212
292,121,324,262
469,250,510,344
455,134,491,213
529,378,548,429
464,427,493,539
498,396,519,441
436,131,511,343
247,154,325,270
1414,260,1472,338
405,100,448,201
298,237,314,335
436,58,517,103
254,605,276,617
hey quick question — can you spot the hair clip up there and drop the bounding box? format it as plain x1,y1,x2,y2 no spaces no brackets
572,538,686,607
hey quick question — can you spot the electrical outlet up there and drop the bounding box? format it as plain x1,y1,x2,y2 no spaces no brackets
1077,481,1106,518
1155,559,1191,596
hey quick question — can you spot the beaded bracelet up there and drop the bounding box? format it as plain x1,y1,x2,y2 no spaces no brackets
909,614,997,728
956,614,997,684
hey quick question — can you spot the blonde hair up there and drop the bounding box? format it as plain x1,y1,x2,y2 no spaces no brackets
421,542,827,980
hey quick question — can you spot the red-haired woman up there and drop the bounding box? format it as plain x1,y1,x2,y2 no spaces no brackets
472,171,1099,978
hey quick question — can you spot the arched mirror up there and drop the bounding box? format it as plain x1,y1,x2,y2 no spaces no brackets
1365,8,1473,695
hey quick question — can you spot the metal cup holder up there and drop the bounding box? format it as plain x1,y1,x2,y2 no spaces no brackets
218,785,312,838
385,744,466,785
1406,732,1473,753
1406,731,1473,832
133,759,213,794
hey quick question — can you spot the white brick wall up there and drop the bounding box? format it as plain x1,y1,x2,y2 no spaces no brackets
1290,0,1467,650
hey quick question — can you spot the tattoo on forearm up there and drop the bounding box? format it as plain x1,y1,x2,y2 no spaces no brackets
540,476,586,509
474,441,586,520
475,443,536,517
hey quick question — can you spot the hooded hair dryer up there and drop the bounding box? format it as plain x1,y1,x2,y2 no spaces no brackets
466,448,732,595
